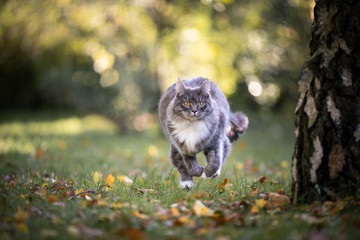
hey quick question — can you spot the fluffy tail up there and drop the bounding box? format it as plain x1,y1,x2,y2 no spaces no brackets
227,112,249,142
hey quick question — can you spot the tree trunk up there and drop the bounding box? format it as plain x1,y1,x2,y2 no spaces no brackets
292,0,360,203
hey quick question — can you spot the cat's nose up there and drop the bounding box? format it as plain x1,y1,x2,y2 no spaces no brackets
192,110,198,116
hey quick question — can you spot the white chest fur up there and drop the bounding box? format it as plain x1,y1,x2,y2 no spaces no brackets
170,119,210,153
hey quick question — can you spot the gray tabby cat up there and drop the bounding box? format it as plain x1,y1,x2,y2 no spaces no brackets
158,77,248,188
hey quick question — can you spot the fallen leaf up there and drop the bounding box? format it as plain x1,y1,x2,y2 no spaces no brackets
258,176,267,184
170,208,180,216
47,195,59,203
250,206,259,213
35,148,45,159
331,201,345,214
268,192,290,206
117,227,145,240
251,188,259,196
193,200,214,217
133,210,149,220
112,203,123,209
92,171,103,184
106,174,115,186
15,209,29,221
255,199,267,208
117,175,133,184
16,222,29,233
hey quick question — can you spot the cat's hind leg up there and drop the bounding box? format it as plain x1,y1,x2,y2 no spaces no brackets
169,145,194,188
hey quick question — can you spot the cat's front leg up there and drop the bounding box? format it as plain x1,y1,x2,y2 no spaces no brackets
183,154,204,177
170,145,194,188
202,147,222,179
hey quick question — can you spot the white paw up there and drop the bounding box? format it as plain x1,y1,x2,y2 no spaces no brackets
180,180,194,189
201,168,221,179
214,168,221,177
201,172,210,179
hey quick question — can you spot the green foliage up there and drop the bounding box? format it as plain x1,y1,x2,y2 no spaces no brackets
0,0,312,130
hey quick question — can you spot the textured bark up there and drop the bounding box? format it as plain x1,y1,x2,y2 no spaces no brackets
292,0,360,203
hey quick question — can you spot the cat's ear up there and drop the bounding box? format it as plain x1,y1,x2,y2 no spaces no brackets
177,77,186,96
200,79,210,97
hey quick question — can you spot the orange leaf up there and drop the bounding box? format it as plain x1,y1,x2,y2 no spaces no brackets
47,194,59,203
268,192,290,206
251,188,259,196
251,206,259,213
35,148,45,159
106,174,115,186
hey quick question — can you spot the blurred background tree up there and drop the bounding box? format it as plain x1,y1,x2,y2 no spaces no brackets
0,0,313,132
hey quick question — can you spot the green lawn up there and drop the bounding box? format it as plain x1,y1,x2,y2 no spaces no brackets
0,111,359,240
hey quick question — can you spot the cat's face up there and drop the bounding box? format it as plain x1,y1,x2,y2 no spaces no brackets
173,79,213,120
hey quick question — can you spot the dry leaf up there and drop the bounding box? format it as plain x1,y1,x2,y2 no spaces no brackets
92,171,103,184
106,174,115,186
255,199,267,208
47,195,59,203
251,188,259,196
170,208,180,216
250,206,259,213
35,148,45,159
259,176,267,184
268,192,290,206
331,201,345,214
15,209,29,221
193,200,214,217
133,210,149,220
117,175,133,184
16,222,29,233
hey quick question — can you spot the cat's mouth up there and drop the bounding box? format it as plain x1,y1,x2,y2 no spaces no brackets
184,113,201,121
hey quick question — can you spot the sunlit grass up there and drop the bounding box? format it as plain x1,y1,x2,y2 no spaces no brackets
6,111,355,240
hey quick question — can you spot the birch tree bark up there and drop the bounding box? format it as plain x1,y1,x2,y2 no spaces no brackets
292,0,360,203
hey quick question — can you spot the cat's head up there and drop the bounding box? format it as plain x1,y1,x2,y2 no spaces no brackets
173,78,213,121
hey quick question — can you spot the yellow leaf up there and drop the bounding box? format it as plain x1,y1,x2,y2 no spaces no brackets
40,188,47,199
106,174,115,186
251,206,259,213
331,201,345,214
92,171,103,184
15,209,29,221
16,222,29,233
133,210,149,220
178,216,194,225
193,200,214,217
170,208,180,216
74,189,85,196
255,199,267,208
117,175,133,184
112,203,123,209
97,200,107,206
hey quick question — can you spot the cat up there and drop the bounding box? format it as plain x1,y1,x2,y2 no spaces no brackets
158,77,248,188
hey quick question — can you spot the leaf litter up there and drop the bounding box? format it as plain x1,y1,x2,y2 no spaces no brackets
2,170,360,239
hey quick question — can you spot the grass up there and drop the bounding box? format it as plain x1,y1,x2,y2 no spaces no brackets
0,111,359,240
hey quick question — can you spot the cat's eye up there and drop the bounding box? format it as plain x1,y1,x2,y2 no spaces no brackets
184,101,190,106
198,101,204,107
